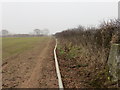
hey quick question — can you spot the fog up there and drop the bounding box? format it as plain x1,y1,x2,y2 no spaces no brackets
2,2,117,34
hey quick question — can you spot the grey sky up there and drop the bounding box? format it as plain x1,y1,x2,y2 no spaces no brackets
2,2,118,34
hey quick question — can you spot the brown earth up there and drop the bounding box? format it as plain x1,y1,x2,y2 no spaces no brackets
57,53,90,88
57,48,118,88
2,37,58,88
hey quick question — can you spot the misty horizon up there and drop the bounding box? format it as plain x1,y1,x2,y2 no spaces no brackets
2,2,117,34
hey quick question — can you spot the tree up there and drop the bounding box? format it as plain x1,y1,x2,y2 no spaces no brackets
2,30,9,36
34,29,41,35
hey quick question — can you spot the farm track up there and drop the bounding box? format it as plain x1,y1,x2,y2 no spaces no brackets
2,37,58,88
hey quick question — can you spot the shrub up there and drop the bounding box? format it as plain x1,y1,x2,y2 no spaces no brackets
55,19,120,66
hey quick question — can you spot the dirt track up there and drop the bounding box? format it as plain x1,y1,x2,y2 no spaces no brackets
2,37,58,88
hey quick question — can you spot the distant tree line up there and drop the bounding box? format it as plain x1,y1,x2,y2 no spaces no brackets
1,29,49,37
33,29,49,36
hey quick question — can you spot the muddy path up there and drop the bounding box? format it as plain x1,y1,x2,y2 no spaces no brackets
2,37,58,88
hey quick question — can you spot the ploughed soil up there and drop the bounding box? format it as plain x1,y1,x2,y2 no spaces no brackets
2,38,58,88
57,49,118,88
57,52,91,88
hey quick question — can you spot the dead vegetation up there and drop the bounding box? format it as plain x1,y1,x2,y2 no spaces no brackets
55,19,120,88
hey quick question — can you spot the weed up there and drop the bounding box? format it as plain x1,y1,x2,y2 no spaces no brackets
57,42,81,60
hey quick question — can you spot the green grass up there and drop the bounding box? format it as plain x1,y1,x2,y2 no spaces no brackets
57,42,81,60
2,37,48,59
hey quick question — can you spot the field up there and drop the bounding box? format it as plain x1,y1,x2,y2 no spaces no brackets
2,37,58,88
2,19,120,88
2,37,48,59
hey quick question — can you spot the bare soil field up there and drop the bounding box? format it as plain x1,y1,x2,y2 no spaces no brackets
2,37,58,88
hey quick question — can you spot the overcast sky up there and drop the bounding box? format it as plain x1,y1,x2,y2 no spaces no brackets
2,2,118,34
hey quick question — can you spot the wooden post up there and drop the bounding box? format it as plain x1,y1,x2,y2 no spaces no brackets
108,44,120,82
